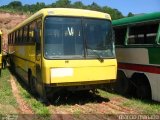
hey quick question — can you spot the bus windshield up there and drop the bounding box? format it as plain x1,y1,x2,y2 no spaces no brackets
44,17,115,59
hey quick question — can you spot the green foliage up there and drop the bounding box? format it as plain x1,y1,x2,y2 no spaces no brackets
55,0,71,8
87,2,102,11
98,89,160,114
127,12,134,17
18,81,50,119
72,1,84,9
122,98,160,114
8,1,22,8
0,69,18,114
0,69,17,106
0,0,124,20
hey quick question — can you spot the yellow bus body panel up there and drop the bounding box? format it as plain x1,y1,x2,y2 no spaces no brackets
43,59,117,85
9,45,36,80
9,8,111,33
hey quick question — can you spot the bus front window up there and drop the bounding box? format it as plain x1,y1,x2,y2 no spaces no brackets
44,17,84,59
44,17,114,59
84,19,115,58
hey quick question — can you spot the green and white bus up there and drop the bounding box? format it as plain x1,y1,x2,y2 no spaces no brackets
113,12,160,102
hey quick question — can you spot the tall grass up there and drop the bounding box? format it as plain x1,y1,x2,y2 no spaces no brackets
0,69,18,114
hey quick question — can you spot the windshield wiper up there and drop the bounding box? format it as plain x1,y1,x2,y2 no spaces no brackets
86,45,104,62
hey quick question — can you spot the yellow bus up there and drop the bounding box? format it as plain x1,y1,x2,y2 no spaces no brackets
8,8,117,99
0,30,2,76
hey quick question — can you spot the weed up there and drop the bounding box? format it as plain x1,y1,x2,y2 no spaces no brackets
16,79,51,119
0,69,18,114
0,69,17,106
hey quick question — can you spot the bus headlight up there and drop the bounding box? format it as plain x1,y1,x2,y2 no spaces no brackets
51,68,73,77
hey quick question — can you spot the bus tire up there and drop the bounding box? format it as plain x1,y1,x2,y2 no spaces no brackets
28,72,37,95
10,60,15,73
131,74,151,99
115,70,129,95
136,85,150,99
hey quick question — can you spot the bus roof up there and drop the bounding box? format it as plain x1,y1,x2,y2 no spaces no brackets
9,8,111,33
112,12,160,27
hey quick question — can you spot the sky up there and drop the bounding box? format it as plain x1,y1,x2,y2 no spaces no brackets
0,0,160,16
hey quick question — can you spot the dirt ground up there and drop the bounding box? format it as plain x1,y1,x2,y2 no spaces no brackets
0,11,151,120
9,73,140,120
0,12,27,52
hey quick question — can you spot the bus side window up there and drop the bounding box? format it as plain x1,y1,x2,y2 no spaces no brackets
19,28,23,44
10,34,12,44
13,30,19,44
29,21,36,43
12,32,15,44
128,23,159,45
24,25,29,43
35,18,42,55
0,34,1,54
114,27,127,46
8,34,10,44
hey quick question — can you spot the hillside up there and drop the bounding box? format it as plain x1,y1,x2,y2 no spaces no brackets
0,12,27,51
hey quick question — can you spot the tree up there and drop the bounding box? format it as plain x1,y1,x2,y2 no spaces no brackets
8,1,22,8
55,0,71,8
102,6,124,20
72,1,84,9
127,12,134,17
0,0,125,19
87,2,101,11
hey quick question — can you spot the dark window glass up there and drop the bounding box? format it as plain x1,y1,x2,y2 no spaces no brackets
44,17,84,59
84,19,114,58
10,33,12,44
114,27,127,45
24,25,29,43
44,17,114,59
16,30,19,44
0,34,1,53
8,34,10,44
19,28,23,43
35,19,42,54
128,23,158,44
12,32,15,44
29,22,36,43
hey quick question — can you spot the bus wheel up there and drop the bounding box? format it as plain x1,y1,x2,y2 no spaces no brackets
132,74,151,99
29,73,37,95
10,61,15,73
136,82,151,99
136,85,148,99
115,70,129,95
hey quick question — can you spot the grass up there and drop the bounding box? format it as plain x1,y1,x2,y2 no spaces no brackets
16,78,51,120
0,69,18,114
122,98,160,114
98,89,121,99
0,8,32,15
1,69,159,116
98,89,160,114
